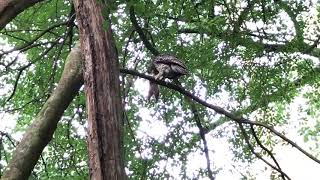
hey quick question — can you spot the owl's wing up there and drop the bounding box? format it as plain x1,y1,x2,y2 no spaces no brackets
153,54,187,70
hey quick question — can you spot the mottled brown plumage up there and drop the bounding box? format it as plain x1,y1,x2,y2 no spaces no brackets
147,54,187,102
147,82,159,102
152,54,187,80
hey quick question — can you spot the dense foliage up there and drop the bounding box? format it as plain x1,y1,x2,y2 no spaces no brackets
0,0,319,179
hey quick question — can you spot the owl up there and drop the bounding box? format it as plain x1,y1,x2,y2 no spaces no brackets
151,54,187,80
147,54,187,102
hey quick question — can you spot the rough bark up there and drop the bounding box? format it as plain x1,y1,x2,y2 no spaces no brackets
1,43,83,180
73,0,125,179
0,0,44,30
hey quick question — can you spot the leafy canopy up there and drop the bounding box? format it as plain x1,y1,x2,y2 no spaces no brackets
0,0,320,179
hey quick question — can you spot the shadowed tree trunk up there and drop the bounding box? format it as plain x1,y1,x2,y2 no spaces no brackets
1,43,84,180
73,0,125,179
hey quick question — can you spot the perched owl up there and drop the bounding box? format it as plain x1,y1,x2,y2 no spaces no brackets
147,54,187,102
151,54,187,80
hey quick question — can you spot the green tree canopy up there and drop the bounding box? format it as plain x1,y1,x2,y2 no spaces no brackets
0,0,320,179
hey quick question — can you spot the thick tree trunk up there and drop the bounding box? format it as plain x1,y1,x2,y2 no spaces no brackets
0,0,44,30
73,0,125,180
1,43,83,180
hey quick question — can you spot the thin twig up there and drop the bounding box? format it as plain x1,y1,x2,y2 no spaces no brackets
238,124,290,180
250,125,286,180
190,103,215,180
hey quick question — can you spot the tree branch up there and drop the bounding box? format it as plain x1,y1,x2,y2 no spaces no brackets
250,125,287,180
119,68,320,165
128,5,159,56
238,124,290,180
190,103,215,180
0,0,45,30
3,39,60,105
0,21,69,57
2,43,83,180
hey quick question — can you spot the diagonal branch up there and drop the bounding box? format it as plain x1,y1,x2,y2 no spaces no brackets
190,103,215,180
128,5,159,56
0,21,69,57
250,125,287,179
232,0,254,34
3,39,60,105
120,68,320,165
2,43,83,180
276,1,303,42
238,124,290,180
